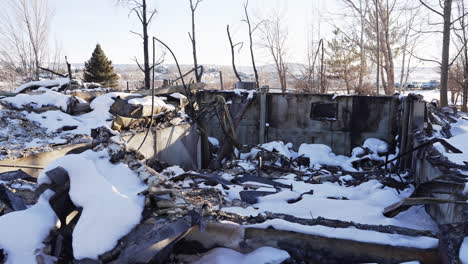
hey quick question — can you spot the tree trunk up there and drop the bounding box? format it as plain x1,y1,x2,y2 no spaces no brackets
227,25,242,83
190,0,201,82
375,0,380,94
463,60,468,111
440,0,453,107
142,0,150,90
358,0,365,91
400,34,408,94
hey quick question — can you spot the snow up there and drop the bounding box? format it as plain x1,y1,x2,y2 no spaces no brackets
170,93,187,100
208,137,220,147
296,138,392,170
24,92,132,135
362,138,393,161
161,165,186,178
245,141,294,160
128,96,176,113
223,174,438,232
0,190,57,264
247,218,438,249
363,138,388,154
460,237,468,264
192,247,290,264
436,116,468,166
15,78,70,93
38,148,146,260
1,90,85,111
403,89,461,105
298,143,356,171
247,90,255,100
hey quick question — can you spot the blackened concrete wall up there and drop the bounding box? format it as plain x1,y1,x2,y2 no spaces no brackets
198,91,400,155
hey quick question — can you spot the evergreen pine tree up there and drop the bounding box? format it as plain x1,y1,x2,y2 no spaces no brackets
83,44,119,88
326,30,360,94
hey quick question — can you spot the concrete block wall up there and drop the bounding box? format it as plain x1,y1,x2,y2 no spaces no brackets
198,91,400,155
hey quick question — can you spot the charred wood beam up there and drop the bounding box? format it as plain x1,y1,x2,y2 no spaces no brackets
212,211,438,238
38,67,67,78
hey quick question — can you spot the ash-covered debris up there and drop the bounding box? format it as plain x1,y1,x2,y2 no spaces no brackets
0,123,440,264
0,85,465,263
0,108,89,161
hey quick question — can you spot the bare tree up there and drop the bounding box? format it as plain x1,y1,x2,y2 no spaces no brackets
399,6,422,93
260,10,289,92
418,0,456,106
453,0,468,111
242,0,261,88
118,0,157,89
227,25,243,83
189,0,202,83
0,0,52,82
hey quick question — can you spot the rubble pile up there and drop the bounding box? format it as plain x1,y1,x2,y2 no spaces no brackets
0,125,442,263
0,80,190,167
0,78,467,263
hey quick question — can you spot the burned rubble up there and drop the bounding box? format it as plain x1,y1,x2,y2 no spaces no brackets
0,80,466,263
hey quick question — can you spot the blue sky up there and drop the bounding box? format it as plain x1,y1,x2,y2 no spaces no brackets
49,0,336,65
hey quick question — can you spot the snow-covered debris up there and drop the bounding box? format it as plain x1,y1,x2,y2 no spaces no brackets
15,78,70,93
223,174,437,231
161,165,186,179
245,141,294,160
192,247,290,264
1,90,85,112
298,143,356,171
23,92,131,135
128,96,176,113
37,147,147,260
0,190,57,264
362,138,391,161
170,93,187,100
435,115,468,166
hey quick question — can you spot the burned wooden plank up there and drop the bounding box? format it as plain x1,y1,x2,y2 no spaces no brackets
244,227,440,264
172,173,233,188
212,211,438,238
384,197,468,218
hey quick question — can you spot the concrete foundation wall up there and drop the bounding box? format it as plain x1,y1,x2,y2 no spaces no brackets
198,91,400,155
0,143,89,177
123,123,201,170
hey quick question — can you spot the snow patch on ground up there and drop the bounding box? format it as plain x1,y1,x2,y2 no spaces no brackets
192,246,290,264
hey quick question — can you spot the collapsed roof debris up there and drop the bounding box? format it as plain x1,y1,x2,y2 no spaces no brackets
0,78,466,263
